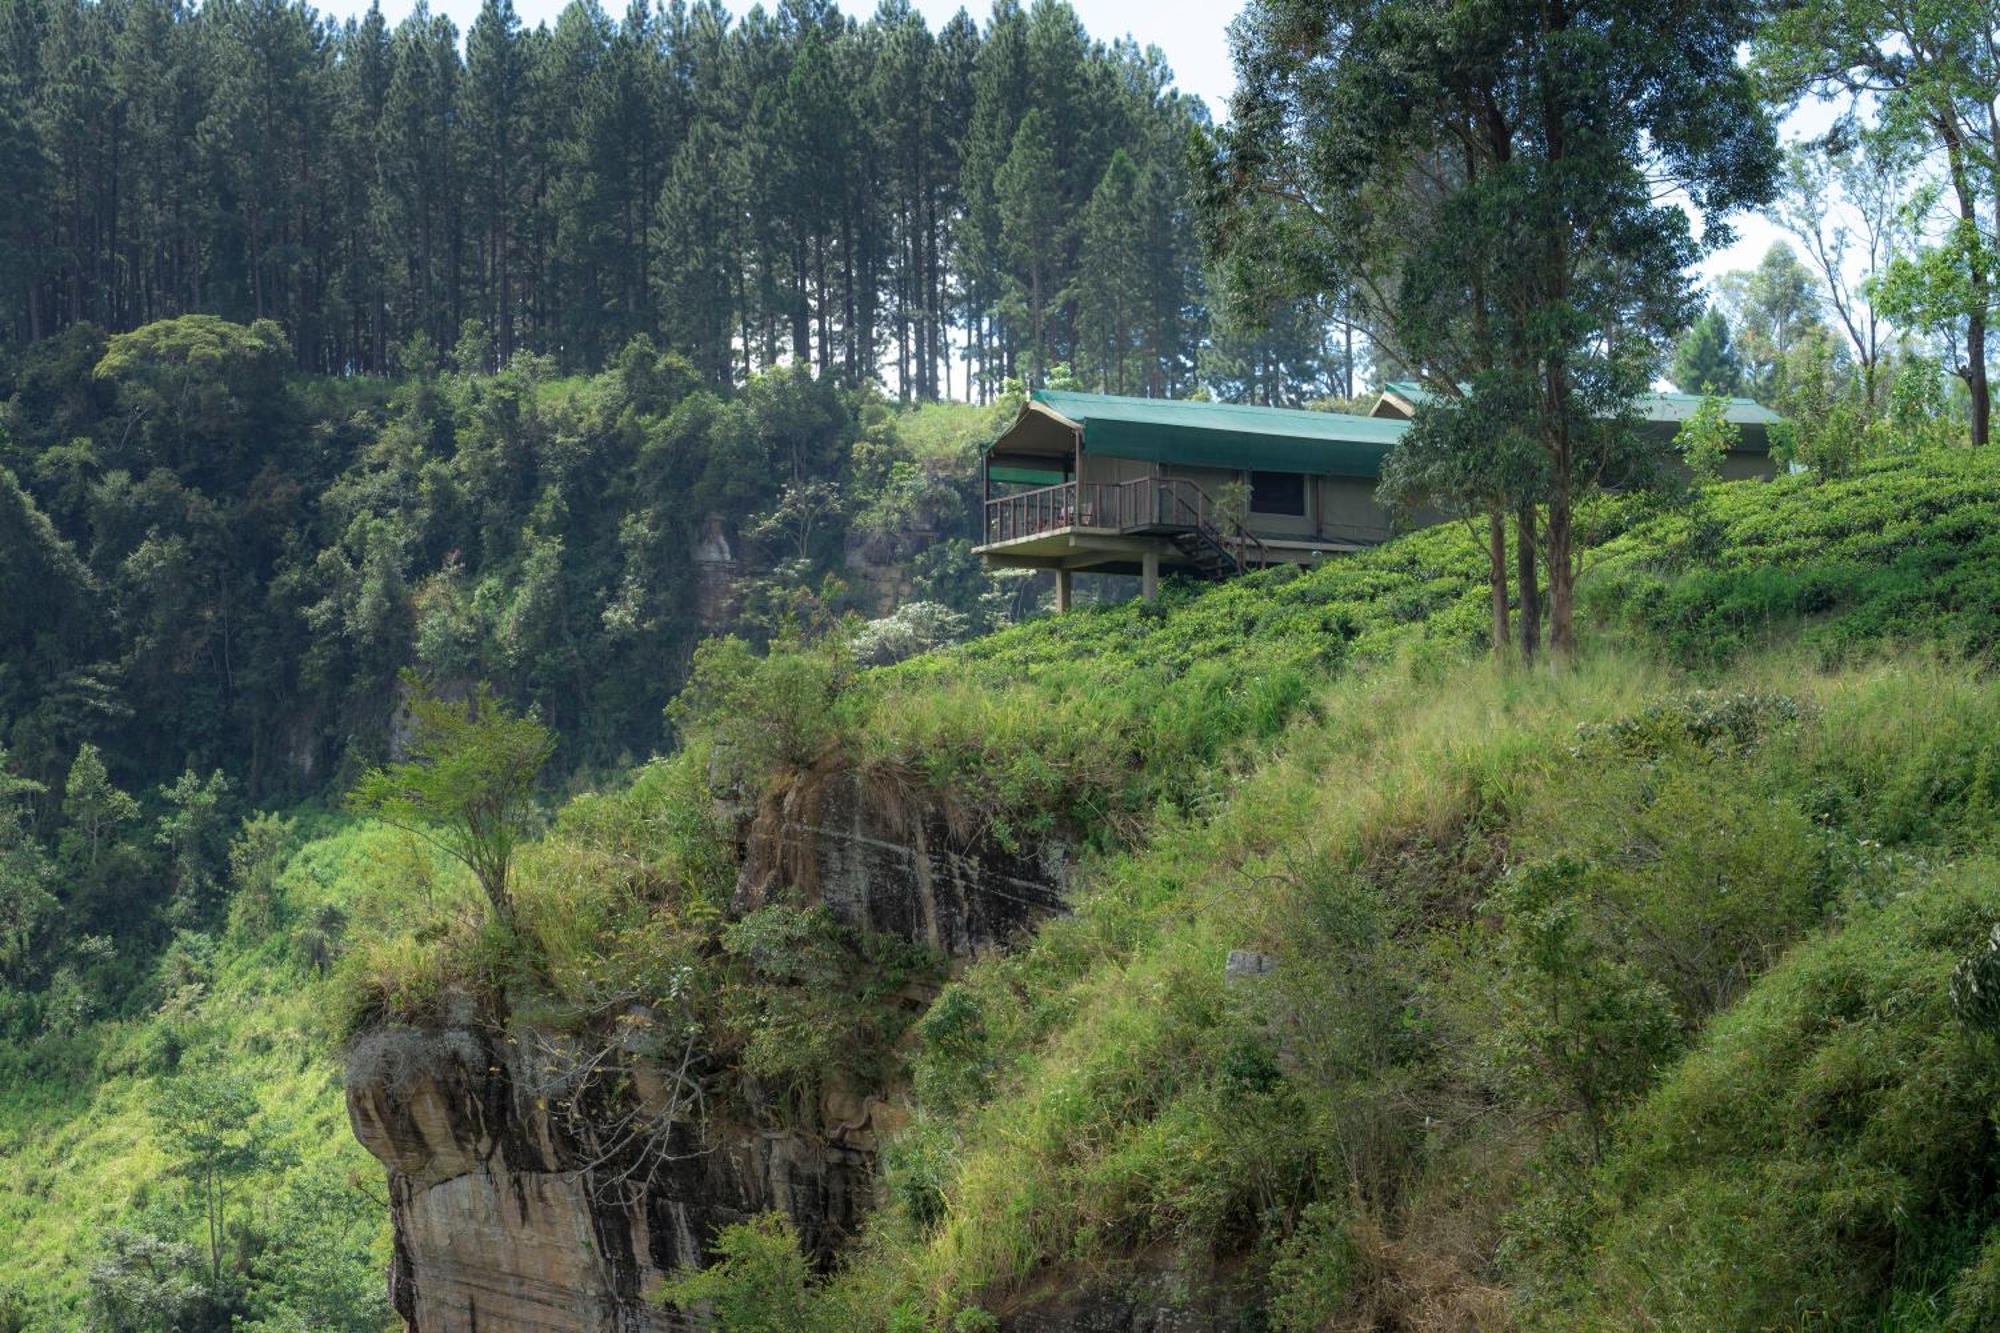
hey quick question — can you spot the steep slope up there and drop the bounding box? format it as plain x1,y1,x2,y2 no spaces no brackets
331,450,2000,1330
13,452,2000,1330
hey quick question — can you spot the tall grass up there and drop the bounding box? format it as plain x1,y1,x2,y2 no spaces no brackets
829,644,2000,1328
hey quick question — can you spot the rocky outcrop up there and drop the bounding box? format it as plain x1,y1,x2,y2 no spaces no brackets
347,1022,886,1332
735,765,1071,957
351,775,1072,1331
690,514,742,631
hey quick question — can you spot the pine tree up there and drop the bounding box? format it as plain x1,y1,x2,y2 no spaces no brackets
1672,307,1744,396
1072,150,1148,394
996,108,1061,384
464,0,529,365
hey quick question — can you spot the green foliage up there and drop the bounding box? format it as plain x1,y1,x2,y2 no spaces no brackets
85,1229,208,1333
717,904,938,1118
1543,860,2000,1329
1673,393,1740,484
1716,242,1829,400
154,770,233,922
1584,451,2000,669
0,745,52,982
1884,353,1963,452
149,1062,288,1289
1949,924,2000,1041
92,316,294,488
1265,1200,1357,1332
656,1213,825,1332
672,629,858,785
1671,307,1744,397
225,812,297,943
1768,328,1868,479
1873,204,1998,394
237,1162,392,1332
1487,856,1680,1160
347,677,554,927
1203,0,1777,653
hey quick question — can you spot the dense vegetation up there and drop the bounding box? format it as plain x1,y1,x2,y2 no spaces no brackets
612,450,2000,1329
4,0,2000,1325
0,312,1010,1326
14,448,1996,1328
0,0,1361,401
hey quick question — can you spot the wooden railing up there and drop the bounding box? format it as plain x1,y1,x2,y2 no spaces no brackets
983,476,1274,575
1151,477,1274,575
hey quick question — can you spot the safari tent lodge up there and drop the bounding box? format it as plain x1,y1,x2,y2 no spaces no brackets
977,386,1781,608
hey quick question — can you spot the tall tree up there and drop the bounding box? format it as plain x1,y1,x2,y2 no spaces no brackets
1757,0,2000,444
464,0,530,364
1673,307,1744,396
995,108,1061,384
1204,0,1778,658
1719,243,1828,402
1771,135,1910,419
1071,150,1149,393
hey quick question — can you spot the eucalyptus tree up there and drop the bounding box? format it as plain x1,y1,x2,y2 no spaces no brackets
1757,0,2000,444
1771,136,1911,420
1202,0,1778,658
1717,242,1829,400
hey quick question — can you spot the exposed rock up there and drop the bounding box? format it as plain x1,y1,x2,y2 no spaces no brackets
1224,950,1278,984
348,1024,879,1333
353,773,1076,1330
735,765,1071,958
690,513,741,631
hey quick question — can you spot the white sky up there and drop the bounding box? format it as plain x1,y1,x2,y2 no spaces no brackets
337,0,1833,308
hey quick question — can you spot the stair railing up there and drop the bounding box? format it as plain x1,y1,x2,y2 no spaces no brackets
1151,478,1273,575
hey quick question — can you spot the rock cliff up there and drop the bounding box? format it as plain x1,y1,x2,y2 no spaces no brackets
349,772,1070,1331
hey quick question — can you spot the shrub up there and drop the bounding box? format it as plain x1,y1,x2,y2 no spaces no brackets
655,1213,823,1332
1552,860,2000,1329
1674,393,1739,484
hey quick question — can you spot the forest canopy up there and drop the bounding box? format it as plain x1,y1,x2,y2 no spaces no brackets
0,0,1362,403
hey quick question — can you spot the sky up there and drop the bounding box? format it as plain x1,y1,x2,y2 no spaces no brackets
333,0,1827,299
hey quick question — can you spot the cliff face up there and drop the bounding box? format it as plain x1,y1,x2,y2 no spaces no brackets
734,766,1072,957
346,1022,888,1332
348,774,1070,1332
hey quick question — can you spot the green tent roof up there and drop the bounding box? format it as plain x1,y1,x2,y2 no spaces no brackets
1638,392,1783,426
1383,380,1780,428
1019,389,1409,478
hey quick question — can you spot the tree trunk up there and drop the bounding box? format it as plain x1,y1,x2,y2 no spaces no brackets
1940,112,1991,445
1546,433,1576,659
1516,499,1540,664
1971,316,1992,447
1488,507,1511,659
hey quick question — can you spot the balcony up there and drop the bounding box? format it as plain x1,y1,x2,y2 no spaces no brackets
978,476,1270,577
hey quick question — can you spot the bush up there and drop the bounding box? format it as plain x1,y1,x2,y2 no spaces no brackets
655,1214,823,1332
1549,860,2000,1329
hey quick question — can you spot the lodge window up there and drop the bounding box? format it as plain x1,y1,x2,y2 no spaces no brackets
1249,470,1307,517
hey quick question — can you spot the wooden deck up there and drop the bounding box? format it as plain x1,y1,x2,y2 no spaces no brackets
976,477,1274,576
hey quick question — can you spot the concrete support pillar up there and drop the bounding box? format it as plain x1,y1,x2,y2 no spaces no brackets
1055,567,1072,613
1141,550,1160,602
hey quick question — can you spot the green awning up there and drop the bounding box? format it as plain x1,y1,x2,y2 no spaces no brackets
989,464,1068,486
1024,389,1408,479
1081,417,1395,478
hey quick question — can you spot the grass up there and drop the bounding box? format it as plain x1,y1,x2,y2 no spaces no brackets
831,647,2000,1329
21,448,2000,1329
0,820,457,1327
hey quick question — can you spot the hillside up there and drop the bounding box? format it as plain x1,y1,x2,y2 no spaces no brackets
13,451,2000,1328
